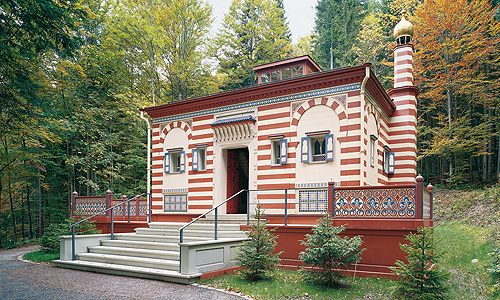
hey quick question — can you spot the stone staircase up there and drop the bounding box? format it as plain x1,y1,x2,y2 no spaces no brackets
54,215,251,284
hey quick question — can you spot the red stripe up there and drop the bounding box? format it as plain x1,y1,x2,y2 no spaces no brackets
257,173,296,180
341,158,361,165
258,101,289,112
259,111,289,121
341,146,360,153
258,121,289,131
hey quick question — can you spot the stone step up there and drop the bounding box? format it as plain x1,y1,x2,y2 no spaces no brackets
199,214,259,224
77,252,179,271
114,233,210,243
100,239,179,251
135,228,247,239
148,222,242,231
88,246,179,260
53,260,200,284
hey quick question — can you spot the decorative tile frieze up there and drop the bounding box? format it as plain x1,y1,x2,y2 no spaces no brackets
162,188,188,193
153,83,361,124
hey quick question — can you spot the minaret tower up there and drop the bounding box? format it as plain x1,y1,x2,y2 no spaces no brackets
387,11,419,184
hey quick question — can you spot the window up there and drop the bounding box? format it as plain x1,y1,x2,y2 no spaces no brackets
261,72,270,83
192,147,207,172
282,68,292,79
164,194,187,212
301,133,334,163
292,65,303,77
270,137,287,165
299,190,328,212
383,146,395,174
370,135,377,167
271,70,281,81
164,149,185,174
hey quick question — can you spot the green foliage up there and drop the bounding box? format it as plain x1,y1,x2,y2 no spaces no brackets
299,214,365,287
39,218,101,253
390,227,448,300
236,206,282,280
488,247,500,294
23,249,60,263
313,0,367,69
214,0,292,90
201,268,393,300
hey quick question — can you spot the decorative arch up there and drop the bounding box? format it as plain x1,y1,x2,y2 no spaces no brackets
291,96,348,129
159,121,192,143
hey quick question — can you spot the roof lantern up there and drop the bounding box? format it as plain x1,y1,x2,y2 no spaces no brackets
393,10,414,45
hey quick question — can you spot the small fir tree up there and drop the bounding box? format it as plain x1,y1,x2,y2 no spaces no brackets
390,227,448,299
236,205,282,280
299,214,365,287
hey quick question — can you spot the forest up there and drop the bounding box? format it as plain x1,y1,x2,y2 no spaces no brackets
0,0,499,247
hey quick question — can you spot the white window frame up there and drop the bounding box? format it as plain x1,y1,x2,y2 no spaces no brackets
383,146,395,174
301,131,334,163
192,145,207,172
269,135,287,166
164,148,185,174
370,135,378,168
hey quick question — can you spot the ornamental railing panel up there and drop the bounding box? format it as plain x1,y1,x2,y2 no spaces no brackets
74,196,106,216
334,187,415,218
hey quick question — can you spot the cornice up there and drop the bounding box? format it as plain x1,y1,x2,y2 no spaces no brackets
142,65,368,120
365,71,396,117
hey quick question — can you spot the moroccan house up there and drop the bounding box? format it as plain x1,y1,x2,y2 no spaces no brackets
58,15,432,281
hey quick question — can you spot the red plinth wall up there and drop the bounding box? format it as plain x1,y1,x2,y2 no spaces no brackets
242,216,433,278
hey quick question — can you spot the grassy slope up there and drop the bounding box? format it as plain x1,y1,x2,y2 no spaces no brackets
202,186,500,299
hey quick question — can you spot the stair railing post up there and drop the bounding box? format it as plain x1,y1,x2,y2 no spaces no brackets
136,195,140,217
148,193,152,223
72,191,77,217
329,181,335,218
127,197,131,222
106,190,111,217
111,207,114,240
71,225,75,261
214,207,218,240
246,190,250,225
284,189,288,226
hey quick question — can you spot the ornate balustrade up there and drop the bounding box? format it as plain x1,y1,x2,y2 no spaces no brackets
72,190,148,221
328,175,432,220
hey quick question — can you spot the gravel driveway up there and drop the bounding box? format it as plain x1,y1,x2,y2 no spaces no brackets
0,246,245,300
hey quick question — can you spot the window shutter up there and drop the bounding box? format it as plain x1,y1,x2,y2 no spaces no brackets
279,139,288,164
325,134,334,161
388,152,395,174
164,153,170,174
179,151,186,173
301,137,310,163
192,148,199,171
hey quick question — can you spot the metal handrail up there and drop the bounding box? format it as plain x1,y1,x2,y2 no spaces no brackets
70,192,148,261
179,189,245,244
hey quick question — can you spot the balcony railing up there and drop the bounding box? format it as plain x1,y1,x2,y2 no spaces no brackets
72,190,149,222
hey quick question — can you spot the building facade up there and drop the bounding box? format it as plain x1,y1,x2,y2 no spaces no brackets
142,15,418,222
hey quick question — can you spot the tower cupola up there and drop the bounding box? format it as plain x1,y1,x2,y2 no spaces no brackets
393,11,414,45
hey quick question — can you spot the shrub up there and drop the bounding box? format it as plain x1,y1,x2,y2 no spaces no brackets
390,227,448,300
39,218,101,253
299,214,365,287
488,247,500,294
236,205,282,280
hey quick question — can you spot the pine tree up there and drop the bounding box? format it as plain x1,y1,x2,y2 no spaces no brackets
236,205,282,280
313,0,367,69
390,227,448,299
213,0,292,90
299,214,365,287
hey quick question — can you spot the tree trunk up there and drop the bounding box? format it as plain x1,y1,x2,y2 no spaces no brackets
8,177,17,242
26,179,33,239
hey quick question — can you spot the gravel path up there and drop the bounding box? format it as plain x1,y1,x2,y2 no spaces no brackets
0,246,245,300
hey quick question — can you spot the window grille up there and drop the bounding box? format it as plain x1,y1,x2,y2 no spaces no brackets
164,194,187,212
299,190,328,212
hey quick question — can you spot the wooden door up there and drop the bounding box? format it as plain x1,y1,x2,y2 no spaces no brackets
226,150,239,214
